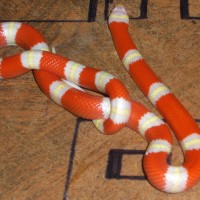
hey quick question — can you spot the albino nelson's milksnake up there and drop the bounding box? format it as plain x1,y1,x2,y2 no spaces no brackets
1,5,200,193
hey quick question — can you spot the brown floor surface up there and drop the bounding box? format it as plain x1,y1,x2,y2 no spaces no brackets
1,0,200,199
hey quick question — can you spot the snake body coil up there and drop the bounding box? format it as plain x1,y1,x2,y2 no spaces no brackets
1,5,200,193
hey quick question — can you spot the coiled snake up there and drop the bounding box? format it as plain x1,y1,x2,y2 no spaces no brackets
1,5,200,193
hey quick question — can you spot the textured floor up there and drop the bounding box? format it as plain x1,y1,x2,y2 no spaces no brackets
0,0,200,199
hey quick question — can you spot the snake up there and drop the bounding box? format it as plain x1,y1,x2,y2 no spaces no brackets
1,5,200,193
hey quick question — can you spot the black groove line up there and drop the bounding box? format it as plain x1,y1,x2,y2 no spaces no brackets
63,118,89,200
104,0,113,20
140,0,148,19
180,0,200,19
0,0,99,23
88,0,98,22
115,175,146,180
104,0,149,20
105,0,199,20
129,0,148,19
180,0,189,19
1,0,199,22
106,149,146,180
0,19,88,23
63,118,200,197
195,119,200,123
106,119,200,181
